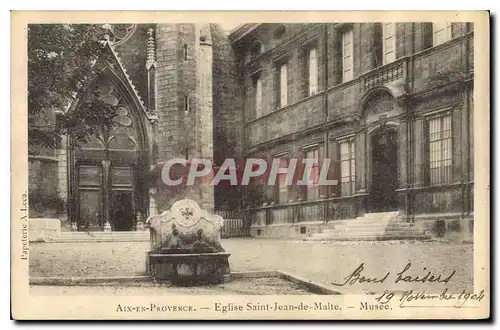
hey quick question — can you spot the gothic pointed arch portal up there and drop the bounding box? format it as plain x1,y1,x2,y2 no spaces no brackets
70,72,150,232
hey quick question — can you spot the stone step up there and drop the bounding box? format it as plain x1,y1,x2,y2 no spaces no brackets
308,210,428,241
51,231,150,243
328,220,390,227
326,223,420,231
59,231,149,236
305,233,431,241
321,229,425,236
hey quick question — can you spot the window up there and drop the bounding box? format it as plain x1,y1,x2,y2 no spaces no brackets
306,148,320,201
428,114,452,185
254,76,262,118
183,95,189,113
183,44,188,61
275,157,289,204
308,48,318,96
342,28,354,82
274,25,286,39
433,22,452,46
382,23,396,65
248,179,265,207
279,63,288,107
340,139,355,196
251,41,264,58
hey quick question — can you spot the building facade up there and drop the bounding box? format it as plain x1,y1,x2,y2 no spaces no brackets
29,23,243,232
28,22,474,238
231,23,474,238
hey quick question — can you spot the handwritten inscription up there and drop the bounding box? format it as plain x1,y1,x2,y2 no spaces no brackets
375,289,485,308
331,263,455,286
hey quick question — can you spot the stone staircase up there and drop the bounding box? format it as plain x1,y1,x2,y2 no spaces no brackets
305,211,431,241
47,231,150,243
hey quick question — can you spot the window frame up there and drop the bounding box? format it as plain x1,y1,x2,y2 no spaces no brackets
274,61,289,109
339,138,356,196
273,153,290,204
382,23,397,65
426,112,453,186
305,148,321,201
342,28,354,82
252,73,263,118
308,47,319,96
433,22,453,46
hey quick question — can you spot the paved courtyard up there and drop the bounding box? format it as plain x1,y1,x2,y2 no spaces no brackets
30,238,473,294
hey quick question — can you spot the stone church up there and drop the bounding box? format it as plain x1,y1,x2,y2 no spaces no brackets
28,23,474,239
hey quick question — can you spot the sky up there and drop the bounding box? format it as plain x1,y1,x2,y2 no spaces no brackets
218,23,242,34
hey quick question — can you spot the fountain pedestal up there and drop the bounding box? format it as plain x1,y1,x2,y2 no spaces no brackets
146,199,230,284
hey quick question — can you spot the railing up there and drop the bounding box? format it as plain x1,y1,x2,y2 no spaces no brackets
361,58,405,91
216,209,251,238
248,196,359,226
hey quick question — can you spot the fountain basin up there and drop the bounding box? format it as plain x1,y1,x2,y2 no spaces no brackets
147,251,231,285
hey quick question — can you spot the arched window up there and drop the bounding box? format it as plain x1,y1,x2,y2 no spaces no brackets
250,40,264,58
273,25,286,39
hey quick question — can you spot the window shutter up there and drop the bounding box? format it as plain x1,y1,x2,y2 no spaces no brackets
422,23,433,50
342,29,354,82
255,78,262,117
395,23,405,60
328,141,340,197
280,63,288,106
309,48,318,95
332,28,343,85
383,23,396,65
374,23,383,67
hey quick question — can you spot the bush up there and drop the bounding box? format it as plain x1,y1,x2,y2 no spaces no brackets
29,189,66,217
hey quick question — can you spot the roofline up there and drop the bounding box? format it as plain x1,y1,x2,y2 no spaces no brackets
229,23,262,43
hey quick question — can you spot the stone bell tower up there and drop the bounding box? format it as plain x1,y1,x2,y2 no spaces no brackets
153,23,215,212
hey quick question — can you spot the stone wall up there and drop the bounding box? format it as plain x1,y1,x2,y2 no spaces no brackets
211,24,244,210
233,23,474,230
114,24,153,103
154,24,215,212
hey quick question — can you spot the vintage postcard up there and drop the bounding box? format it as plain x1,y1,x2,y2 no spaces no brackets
11,11,490,320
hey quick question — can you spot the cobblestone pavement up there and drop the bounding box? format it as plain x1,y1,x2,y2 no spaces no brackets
29,239,473,294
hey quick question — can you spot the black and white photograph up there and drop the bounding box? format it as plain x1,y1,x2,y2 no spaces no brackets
11,11,490,320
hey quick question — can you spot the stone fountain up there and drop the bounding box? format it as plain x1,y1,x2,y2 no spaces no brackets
146,199,231,285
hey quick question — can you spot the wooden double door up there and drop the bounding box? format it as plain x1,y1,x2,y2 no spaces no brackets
369,129,399,212
76,161,137,231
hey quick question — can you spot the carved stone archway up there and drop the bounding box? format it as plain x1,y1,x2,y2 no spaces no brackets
69,69,150,231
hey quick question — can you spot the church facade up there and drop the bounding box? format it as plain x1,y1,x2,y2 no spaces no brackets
28,23,474,238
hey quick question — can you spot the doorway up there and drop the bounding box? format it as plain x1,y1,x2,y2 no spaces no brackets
370,129,398,212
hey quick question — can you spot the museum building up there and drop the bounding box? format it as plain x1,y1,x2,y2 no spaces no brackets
28,23,474,238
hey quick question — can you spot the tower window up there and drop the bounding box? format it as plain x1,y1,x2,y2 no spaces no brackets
254,76,262,118
184,95,189,113
183,44,188,61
